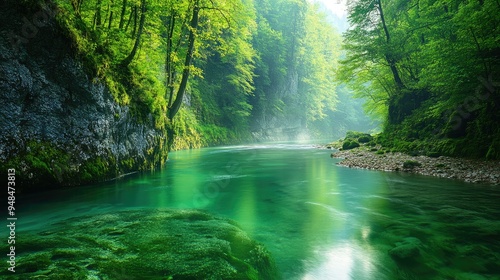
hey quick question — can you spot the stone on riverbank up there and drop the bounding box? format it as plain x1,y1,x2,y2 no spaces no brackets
330,145,500,185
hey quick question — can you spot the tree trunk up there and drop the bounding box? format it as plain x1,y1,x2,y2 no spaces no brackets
121,0,146,67
168,0,200,120
132,3,139,37
124,5,135,33
94,0,102,28
119,0,127,29
165,11,177,108
108,11,114,29
377,0,405,90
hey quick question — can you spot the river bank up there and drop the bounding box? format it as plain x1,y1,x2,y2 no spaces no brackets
330,145,500,185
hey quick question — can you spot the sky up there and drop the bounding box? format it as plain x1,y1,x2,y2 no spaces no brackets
313,0,348,17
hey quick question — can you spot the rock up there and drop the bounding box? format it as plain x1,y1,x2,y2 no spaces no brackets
330,145,500,185
0,209,279,279
0,1,169,191
389,237,421,260
389,244,420,259
358,135,373,143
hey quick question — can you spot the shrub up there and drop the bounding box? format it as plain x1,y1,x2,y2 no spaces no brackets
345,131,367,139
342,140,360,150
358,135,373,143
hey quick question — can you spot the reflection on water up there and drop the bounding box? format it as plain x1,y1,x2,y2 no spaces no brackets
16,144,500,279
303,242,377,280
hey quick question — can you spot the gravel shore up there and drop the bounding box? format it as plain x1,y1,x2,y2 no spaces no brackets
330,146,500,185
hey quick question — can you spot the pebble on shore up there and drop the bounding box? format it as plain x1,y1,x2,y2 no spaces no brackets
330,146,500,185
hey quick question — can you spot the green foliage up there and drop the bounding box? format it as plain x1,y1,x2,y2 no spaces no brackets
342,140,360,150
341,0,500,159
199,124,232,146
49,0,346,149
170,107,202,150
249,0,343,138
486,139,500,160
357,135,372,143
346,131,370,140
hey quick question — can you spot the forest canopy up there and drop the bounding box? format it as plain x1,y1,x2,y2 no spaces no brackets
37,0,498,159
340,0,500,159
48,0,371,149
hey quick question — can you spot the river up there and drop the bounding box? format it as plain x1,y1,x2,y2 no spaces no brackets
15,144,500,279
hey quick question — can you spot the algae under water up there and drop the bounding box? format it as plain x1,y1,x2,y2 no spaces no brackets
8,144,500,279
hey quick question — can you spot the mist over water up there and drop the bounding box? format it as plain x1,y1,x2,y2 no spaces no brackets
17,144,500,279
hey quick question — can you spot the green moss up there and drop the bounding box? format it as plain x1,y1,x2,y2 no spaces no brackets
342,140,360,150
0,210,279,280
200,124,232,146
0,136,168,192
16,252,51,273
345,131,369,139
121,158,135,170
170,107,203,150
486,139,500,160
379,93,500,160
358,135,373,143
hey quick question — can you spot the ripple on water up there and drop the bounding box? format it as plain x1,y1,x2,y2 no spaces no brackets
305,201,351,221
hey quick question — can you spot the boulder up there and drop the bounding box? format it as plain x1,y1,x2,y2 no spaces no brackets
389,237,422,260
0,209,279,279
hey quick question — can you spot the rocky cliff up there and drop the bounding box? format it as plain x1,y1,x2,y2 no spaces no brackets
251,69,308,141
0,1,168,192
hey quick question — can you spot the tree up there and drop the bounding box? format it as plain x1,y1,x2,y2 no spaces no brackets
121,0,146,67
168,0,200,120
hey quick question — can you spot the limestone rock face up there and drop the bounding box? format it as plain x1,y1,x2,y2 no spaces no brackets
0,1,168,190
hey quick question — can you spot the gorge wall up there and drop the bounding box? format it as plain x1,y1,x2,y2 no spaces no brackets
0,1,169,192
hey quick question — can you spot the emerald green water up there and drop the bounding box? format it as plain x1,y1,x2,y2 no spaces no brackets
17,144,500,279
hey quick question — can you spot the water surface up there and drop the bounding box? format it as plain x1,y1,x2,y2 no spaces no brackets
17,144,500,279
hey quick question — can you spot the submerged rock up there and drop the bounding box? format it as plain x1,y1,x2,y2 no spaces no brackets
0,209,279,279
389,237,422,260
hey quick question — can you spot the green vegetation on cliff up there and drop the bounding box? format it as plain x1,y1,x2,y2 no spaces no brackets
1,0,356,189
340,0,500,159
48,0,346,146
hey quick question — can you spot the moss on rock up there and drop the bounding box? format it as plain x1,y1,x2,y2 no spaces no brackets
342,140,360,150
0,209,279,280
